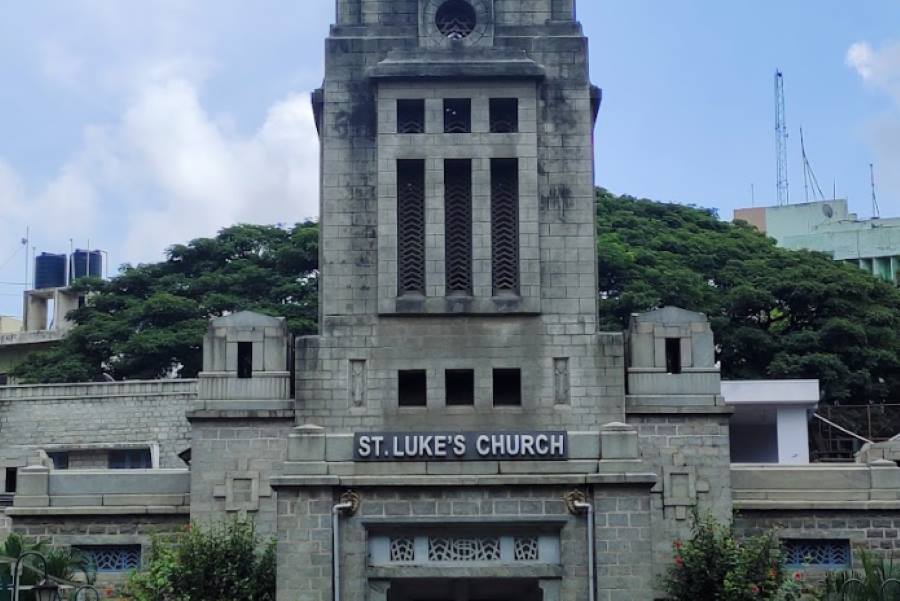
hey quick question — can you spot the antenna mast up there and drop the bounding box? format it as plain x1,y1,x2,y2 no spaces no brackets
775,70,789,206
800,127,826,202
870,163,880,219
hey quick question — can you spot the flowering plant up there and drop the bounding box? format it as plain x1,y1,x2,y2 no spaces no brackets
663,511,803,601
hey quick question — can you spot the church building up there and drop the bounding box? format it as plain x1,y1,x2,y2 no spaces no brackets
4,2,900,600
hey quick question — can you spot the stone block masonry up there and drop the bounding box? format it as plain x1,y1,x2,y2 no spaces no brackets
0,380,195,470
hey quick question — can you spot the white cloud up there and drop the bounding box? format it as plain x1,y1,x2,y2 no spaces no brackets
846,40,900,206
846,40,900,102
0,75,319,269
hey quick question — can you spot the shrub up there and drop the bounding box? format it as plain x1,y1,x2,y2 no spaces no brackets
823,549,900,601
122,518,275,601
662,512,804,601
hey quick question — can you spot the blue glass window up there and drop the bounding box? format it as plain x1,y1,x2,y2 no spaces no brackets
76,545,142,572
783,539,851,569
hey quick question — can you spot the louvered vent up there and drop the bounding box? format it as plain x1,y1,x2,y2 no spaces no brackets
491,159,519,294
397,160,426,295
444,159,472,295
444,99,471,133
397,99,424,134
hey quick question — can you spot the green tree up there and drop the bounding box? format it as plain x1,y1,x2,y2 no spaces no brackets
12,222,318,383
122,519,275,601
596,188,900,405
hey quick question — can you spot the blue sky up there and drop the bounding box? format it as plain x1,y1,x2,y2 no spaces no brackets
2,1,899,318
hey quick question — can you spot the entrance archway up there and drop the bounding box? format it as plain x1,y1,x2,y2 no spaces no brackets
387,578,542,601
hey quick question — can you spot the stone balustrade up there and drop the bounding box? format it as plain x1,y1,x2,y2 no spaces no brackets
8,467,190,516
731,462,900,510
0,379,198,401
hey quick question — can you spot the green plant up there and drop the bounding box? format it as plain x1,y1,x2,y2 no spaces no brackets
823,549,900,601
0,533,95,601
123,518,275,601
663,512,802,601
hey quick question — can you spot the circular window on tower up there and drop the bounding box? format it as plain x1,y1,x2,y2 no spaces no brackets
435,0,477,40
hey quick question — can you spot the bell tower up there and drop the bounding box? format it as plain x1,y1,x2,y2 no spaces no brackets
302,0,612,429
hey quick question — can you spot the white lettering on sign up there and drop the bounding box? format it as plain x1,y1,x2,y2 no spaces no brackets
354,432,567,461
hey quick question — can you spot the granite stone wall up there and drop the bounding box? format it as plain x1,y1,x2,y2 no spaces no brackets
631,413,734,591
0,381,195,472
735,510,900,564
276,484,654,601
189,416,293,537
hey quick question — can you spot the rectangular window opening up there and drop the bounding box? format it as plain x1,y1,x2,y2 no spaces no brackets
397,99,425,133
109,449,152,469
444,159,473,295
0,373,7,386
237,341,253,379
783,539,851,569
5,467,17,493
445,369,475,406
493,368,522,406
398,370,427,407
443,98,471,133
47,452,69,470
490,158,520,295
490,98,518,133
75,545,142,572
397,160,426,296
665,338,682,374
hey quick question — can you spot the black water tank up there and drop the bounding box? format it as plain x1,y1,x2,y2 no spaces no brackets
34,253,67,289
70,249,103,282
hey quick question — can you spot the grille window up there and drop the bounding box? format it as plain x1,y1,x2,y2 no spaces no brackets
445,369,474,406
783,539,851,569
397,160,426,296
444,159,472,295
490,159,519,295
435,0,477,40
397,99,425,133
444,99,471,133
399,370,427,407
76,545,142,572
493,368,521,406
489,98,518,133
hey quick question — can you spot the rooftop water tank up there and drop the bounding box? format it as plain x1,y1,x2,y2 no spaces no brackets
70,249,103,283
34,253,67,289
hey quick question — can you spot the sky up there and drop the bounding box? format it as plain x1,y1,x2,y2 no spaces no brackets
1,1,900,318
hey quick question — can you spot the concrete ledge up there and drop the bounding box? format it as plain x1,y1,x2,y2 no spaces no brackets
626,400,733,415
359,516,569,528
734,500,900,511
271,472,655,488
186,408,294,420
731,463,900,509
6,505,190,516
368,565,562,580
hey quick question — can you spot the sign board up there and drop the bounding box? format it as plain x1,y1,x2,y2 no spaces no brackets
353,431,567,461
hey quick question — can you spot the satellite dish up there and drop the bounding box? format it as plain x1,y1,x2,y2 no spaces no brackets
822,204,834,218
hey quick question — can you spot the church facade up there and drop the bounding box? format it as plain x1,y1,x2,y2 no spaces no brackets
5,2,900,600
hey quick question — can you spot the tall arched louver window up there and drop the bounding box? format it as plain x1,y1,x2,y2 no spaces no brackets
397,160,426,296
490,159,519,295
444,159,472,295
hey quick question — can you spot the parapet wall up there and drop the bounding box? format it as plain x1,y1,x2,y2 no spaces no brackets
0,380,196,471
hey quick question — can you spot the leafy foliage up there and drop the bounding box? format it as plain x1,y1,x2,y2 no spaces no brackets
662,512,802,601
0,533,96,600
597,189,900,404
12,222,318,383
823,549,900,600
123,519,275,601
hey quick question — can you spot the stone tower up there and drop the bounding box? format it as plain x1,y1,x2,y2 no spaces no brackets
300,0,614,431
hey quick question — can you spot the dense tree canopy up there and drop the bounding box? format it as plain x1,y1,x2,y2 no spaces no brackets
12,222,318,383
597,188,900,404
13,191,900,405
